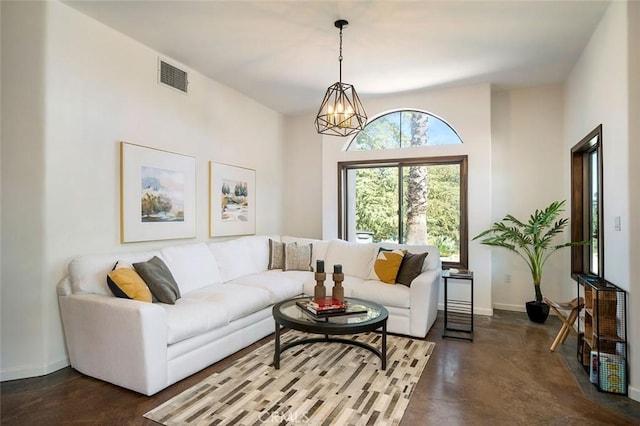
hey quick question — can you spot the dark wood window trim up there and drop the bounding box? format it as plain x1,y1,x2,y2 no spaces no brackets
338,155,468,270
571,124,604,279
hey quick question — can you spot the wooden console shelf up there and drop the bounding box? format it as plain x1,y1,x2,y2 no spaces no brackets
576,274,628,395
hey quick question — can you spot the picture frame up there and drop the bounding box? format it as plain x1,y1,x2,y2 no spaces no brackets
209,162,256,237
120,142,196,243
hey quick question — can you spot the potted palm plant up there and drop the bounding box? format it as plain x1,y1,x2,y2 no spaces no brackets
473,200,587,323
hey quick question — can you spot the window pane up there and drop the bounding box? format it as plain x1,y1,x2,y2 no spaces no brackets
354,167,399,243
350,113,401,151
402,164,460,261
589,150,599,275
349,110,462,151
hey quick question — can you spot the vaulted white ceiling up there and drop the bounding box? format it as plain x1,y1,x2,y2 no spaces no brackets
64,0,610,115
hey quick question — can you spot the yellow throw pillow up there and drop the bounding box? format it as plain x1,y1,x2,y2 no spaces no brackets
372,249,405,284
107,266,153,303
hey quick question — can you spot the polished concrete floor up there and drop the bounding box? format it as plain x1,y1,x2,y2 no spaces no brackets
2,310,640,425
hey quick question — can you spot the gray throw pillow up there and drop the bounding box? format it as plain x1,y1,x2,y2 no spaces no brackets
268,239,285,270
396,251,428,286
133,256,181,304
283,243,312,272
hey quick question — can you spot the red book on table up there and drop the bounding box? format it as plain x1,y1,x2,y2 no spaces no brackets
309,297,345,311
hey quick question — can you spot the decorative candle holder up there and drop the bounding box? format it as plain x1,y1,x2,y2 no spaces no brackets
332,272,345,303
314,272,326,301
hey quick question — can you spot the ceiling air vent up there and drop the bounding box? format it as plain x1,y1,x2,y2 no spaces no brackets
158,59,188,94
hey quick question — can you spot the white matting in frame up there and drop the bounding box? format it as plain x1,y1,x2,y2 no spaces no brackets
121,142,196,243
209,162,256,237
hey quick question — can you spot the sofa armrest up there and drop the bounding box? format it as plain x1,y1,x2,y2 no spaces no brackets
409,268,442,337
58,293,168,395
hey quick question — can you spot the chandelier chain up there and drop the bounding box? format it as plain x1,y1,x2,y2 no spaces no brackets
338,25,343,83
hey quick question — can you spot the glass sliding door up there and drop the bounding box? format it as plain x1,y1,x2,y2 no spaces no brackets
401,164,461,262
340,156,467,269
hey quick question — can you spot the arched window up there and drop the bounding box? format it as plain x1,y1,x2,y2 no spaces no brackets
339,109,468,269
347,110,463,151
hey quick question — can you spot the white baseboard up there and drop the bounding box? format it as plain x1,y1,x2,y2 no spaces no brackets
0,357,69,382
492,303,526,312
629,385,640,402
473,306,494,316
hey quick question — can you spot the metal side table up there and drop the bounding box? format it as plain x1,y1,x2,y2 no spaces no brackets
442,269,474,341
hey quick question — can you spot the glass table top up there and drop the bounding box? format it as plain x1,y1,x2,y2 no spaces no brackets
276,297,384,326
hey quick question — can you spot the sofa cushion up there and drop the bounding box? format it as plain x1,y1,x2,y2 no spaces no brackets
268,239,285,270
133,256,181,304
184,283,271,321
68,250,162,296
396,251,429,286
325,239,376,280
208,236,270,282
160,243,223,294
352,280,411,309
106,262,153,302
283,243,312,271
162,298,230,345
231,272,304,303
368,248,405,284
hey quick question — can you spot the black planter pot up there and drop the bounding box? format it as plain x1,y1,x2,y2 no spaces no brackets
526,301,550,323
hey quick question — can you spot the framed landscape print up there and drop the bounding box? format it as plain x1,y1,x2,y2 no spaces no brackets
120,142,196,243
209,162,256,237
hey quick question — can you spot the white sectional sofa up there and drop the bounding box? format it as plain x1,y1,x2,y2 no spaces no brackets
57,235,441,395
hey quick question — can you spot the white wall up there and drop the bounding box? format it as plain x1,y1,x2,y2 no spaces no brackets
1,1,285,380
1,0,50,380
283,113,323,239
564,1,637,401
491,86,569,310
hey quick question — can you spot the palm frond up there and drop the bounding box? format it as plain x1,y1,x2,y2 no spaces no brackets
473,200,587,302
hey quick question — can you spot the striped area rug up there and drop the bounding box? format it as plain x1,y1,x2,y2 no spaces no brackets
144,331,435,426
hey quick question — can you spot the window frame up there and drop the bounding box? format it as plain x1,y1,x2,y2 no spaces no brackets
571,124,604,278
338,155,468,270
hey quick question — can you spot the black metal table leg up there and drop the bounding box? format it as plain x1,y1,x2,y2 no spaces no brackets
274,320,280,369
382,320,387,370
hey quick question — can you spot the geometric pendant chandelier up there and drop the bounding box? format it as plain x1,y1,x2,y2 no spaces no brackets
315,19,367,137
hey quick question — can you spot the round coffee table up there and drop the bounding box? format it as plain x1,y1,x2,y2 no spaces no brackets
272,297,388,370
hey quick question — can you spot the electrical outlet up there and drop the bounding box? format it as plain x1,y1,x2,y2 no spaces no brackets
505,274,512,284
